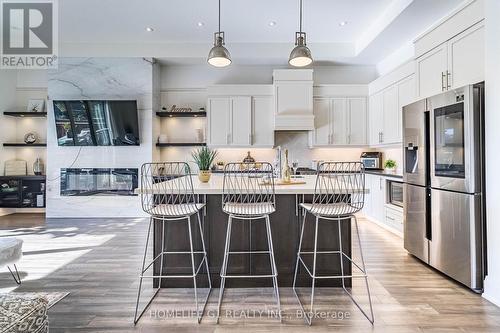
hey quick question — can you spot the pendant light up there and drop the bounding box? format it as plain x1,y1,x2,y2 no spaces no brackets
289,0,313,67
208,0,231,67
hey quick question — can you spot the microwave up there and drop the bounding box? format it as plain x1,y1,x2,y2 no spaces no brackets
360,152,382,170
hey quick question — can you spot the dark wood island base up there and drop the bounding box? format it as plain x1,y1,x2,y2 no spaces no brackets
153,194,352,288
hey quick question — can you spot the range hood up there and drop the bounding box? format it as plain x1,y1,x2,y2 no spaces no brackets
273,69,314,131
274,114,314,131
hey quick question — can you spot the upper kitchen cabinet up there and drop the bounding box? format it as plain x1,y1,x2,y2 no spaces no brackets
447,22,484,89
273,69,314,131
414,0,484,99
251,96,274,147
398,75,416,140
206,85,274,148
415,43,448,99
311,95,367,147
230,97,252,146
207,96,252,147
312,98,331,146
369,92,384,146
382,85,399,144
347,98,367,145
368,62,416,146
207,97,231,146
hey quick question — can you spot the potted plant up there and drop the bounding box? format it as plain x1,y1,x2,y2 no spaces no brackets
192,147,218,183
384,159,397,173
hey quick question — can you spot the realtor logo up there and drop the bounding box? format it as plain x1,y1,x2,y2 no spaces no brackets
1,0,58,68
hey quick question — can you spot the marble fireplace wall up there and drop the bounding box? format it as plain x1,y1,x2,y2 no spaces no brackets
46,58,154,218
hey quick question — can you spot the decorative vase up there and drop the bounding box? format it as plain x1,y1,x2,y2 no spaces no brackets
33,158,44,175
198,170,211,183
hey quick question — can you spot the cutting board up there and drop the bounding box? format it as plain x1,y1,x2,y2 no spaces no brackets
273,180,307,186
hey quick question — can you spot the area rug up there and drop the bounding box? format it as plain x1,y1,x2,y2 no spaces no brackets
8,292,70,309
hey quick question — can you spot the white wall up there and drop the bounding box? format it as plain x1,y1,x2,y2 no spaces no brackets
483,0,500,307
46,58,154,218
0,70,18,216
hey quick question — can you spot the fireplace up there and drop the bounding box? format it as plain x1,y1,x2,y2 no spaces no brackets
60,168,138,196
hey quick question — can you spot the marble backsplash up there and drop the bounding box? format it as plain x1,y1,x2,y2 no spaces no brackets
161,131,371,172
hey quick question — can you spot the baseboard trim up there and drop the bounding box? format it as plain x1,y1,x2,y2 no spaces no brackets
483,292,500,308
362,214,403,238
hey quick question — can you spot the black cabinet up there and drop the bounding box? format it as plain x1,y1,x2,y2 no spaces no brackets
0,176,46,208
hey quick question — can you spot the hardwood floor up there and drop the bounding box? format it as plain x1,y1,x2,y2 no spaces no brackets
1,213,500,332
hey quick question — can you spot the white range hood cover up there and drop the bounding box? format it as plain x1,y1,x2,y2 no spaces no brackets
273,69,314,131
274,113,314,131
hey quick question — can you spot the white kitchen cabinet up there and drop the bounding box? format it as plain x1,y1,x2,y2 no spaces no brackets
415,21,484,99
369,75,415,146
447,22,484,89
207,96,251,147
398,75,416,140
369,92,384,145
385,205,403,234
363,174,374,217
230,97,252,146
208,95,274,147
331,98,348,145
371,175,386,223
312,98,331,145
382,85,399,144
348,98,367,145
252,96,274,147
207,97,231,146
311,97,366,146
363,174,385,222
416,43,448,99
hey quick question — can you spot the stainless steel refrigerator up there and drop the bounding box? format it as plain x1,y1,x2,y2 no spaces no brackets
402,82,486,292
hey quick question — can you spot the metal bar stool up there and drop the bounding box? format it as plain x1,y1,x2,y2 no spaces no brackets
134,162,212,324
293,161,374,325
216,162,281,323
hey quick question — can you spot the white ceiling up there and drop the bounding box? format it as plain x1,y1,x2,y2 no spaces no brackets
58,0,463,66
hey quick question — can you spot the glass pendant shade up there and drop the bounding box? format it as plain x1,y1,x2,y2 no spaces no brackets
208,33,231,67
289,33,312,67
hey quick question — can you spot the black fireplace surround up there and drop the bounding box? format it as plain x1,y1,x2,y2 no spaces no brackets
60,168,138,196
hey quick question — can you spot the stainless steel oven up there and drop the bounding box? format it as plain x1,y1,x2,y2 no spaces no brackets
388,181,403,208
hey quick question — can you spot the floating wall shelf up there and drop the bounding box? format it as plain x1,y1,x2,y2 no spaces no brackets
156,142,206,147
3,112,47,117
3,143,47,147
156,111,206,118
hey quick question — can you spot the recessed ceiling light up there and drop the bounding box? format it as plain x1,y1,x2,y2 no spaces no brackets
339,21,348,27
145,27,154,32
197,22,205,27
269,21,277,27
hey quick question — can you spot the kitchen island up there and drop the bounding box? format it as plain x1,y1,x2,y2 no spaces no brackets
141,175,355,288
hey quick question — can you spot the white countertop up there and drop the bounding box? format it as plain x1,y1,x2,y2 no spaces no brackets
136,174,366,195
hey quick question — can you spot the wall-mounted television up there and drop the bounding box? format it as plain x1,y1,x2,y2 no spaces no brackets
53,100,140,146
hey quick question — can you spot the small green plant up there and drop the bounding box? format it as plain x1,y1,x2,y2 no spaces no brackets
191,147,218,171
384,159,397,169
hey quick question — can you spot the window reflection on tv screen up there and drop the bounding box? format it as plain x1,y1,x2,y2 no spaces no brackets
53,100,140,146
